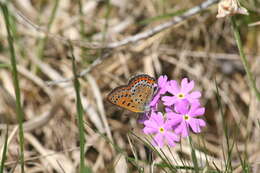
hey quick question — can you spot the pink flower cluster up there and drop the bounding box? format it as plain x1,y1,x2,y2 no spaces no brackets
142,76,206,148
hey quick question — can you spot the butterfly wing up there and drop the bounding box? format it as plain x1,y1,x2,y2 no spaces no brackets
107,74,156,113
107,86,143,112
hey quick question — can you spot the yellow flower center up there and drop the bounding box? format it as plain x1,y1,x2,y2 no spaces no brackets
159,127,165,133
183,114,190,121
177,93,185,99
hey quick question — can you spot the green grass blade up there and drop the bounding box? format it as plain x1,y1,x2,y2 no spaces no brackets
188,136,199,173
37,0,59,60
139,9,187,25
70,43,87,172
231,16,260,101
1,3,25,172
77,0,85,36
0,62,10,69
215,80,233,172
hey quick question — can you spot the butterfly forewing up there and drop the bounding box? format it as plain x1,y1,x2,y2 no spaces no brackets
107,74,156,113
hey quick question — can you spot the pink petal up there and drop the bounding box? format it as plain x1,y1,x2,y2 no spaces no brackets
181,78,188,87
144,120,158,128
166,111,180,118
175,121,189,137
165,131,180,142
190,102,201,111
162,96,178,106
164,121,174,130
143,127,157,134
190,108,205,117
150,93,160,106
187,99,200,105
181,79,194,94
158,75,168,87
164,132,177,147
189,91,201,99
174,121,185,133
151,112,164,125
197,119,206,127
159,88,167,95
188,119,201,133
167,80,179,95
153,133,164,148
174,100,189,114
181,125,189,137
168,117,183,126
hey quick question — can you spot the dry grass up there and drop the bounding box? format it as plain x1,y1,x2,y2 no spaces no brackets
0,0,260,172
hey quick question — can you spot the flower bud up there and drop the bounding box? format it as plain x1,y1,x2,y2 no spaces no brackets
216,0,249,18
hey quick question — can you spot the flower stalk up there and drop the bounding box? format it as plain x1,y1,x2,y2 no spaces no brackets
231,17,260,101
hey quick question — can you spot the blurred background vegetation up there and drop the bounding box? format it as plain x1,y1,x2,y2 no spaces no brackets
0,0,260,172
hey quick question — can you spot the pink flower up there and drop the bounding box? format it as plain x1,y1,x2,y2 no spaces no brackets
162,78,201,106
166,101,206,138
143,112,179,148
140,75,206,148
150,75,168,107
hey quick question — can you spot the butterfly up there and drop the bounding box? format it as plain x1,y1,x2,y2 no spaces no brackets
107,74,156,113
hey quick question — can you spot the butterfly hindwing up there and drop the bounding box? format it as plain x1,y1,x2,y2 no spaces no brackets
107,86,141,112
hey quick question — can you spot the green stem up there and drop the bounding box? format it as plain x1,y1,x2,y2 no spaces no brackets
215,80,233,171
37,0,59,59
70,43,85,172
231,17,260,101
188,136,199,173
1,3,25,173
77,0,85,36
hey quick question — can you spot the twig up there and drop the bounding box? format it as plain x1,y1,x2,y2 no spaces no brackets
106,0,219,48
14,0,219,49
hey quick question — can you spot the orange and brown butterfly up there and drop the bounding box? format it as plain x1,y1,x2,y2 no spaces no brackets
107,74,157,113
